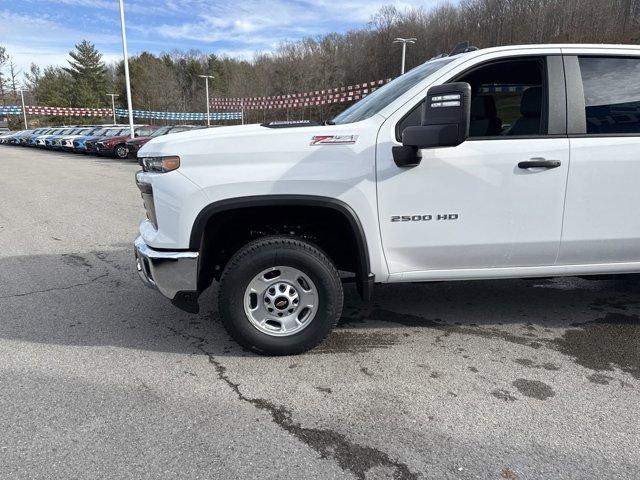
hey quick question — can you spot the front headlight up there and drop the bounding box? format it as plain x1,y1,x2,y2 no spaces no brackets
139,156,181,173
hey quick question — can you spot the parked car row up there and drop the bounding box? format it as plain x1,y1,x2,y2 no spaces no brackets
0,124,205,159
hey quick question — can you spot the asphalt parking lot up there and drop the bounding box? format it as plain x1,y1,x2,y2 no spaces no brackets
1,146,638,479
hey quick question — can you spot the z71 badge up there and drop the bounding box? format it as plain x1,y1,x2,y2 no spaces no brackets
391,214,459,222
310,135,358,145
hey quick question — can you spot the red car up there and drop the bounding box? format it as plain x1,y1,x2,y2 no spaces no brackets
95,125,158,159
126,125,205,158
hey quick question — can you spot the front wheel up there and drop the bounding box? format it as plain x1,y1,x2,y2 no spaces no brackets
218,236,343,355
114,144,128,159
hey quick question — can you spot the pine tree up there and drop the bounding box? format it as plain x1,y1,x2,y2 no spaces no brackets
63,40,109,107
36,66,73,107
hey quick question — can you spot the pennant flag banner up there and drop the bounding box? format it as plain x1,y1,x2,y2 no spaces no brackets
0,105,24,115
1,76,393,117
210,78,393,110
1,105,240,121
114,109,241,121
0,78,396,121
25,106,113,116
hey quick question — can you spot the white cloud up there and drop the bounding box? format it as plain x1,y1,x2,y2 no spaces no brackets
216,48,266,61
0,10,119,44
51,0,169,15
0,10,122,79
153,0,441,48
1,0,444,78
233,20,257,33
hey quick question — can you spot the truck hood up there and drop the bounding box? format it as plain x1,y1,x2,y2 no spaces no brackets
142,123,266,151
139,120,380,158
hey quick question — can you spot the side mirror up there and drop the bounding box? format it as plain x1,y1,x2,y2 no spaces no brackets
394,82,471,167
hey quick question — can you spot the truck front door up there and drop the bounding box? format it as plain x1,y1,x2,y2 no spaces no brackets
376,53,570,278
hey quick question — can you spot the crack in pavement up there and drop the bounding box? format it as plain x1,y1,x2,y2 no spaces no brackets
0,273,109,299
163,324,419,480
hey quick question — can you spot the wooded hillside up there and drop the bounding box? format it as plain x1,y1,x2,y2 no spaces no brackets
2,0,639,125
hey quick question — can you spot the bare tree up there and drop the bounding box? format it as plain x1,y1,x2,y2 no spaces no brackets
8,59,21,104
14,1,640,125
0,46,8,106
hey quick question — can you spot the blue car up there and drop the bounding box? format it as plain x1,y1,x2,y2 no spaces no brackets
25,128,52,147
9,130,35,145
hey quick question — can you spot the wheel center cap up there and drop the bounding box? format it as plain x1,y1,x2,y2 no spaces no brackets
274,297,289,310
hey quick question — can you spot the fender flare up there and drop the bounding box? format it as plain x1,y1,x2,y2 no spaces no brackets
189,195,374,300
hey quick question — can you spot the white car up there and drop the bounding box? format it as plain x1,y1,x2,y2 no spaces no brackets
34,128,66,147
0,131,16,144
58,126,103,150
134,43,640,354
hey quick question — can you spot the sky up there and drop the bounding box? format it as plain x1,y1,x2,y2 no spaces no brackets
1,0,443,77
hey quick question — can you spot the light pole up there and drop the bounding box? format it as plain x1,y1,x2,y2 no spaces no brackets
198,75,214,127
19,88,28,129
393,37,417,75
118,0,135,138
106,93,119,125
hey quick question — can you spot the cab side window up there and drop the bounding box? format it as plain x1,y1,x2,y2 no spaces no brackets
459,58,547,137
396,57,548,140
578,56,640,134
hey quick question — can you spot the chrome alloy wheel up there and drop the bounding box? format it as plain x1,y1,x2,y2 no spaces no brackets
115,145,128,159
244,266,318,336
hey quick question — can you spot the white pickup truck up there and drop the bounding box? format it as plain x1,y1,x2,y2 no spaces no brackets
134,44,640,355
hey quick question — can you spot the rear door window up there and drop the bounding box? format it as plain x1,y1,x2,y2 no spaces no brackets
578,56,640,134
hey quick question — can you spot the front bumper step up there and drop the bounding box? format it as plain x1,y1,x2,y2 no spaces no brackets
134,236,200,313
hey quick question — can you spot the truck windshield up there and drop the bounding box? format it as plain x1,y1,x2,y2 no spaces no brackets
330,57,454,125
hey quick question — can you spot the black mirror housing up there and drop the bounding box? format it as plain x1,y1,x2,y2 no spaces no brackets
392,145,421,167
402,123,461,149
395,82,471,167
424,83,471,127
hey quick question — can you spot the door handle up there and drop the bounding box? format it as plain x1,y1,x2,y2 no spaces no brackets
518,158,561,170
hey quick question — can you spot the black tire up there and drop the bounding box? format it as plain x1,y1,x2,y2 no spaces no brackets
218,236,343,355
114,144,128,159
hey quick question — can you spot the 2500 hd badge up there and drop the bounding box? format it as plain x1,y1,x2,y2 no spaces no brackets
391,214,459,222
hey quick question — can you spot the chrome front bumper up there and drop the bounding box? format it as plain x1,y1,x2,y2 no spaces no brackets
134,236,200,312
